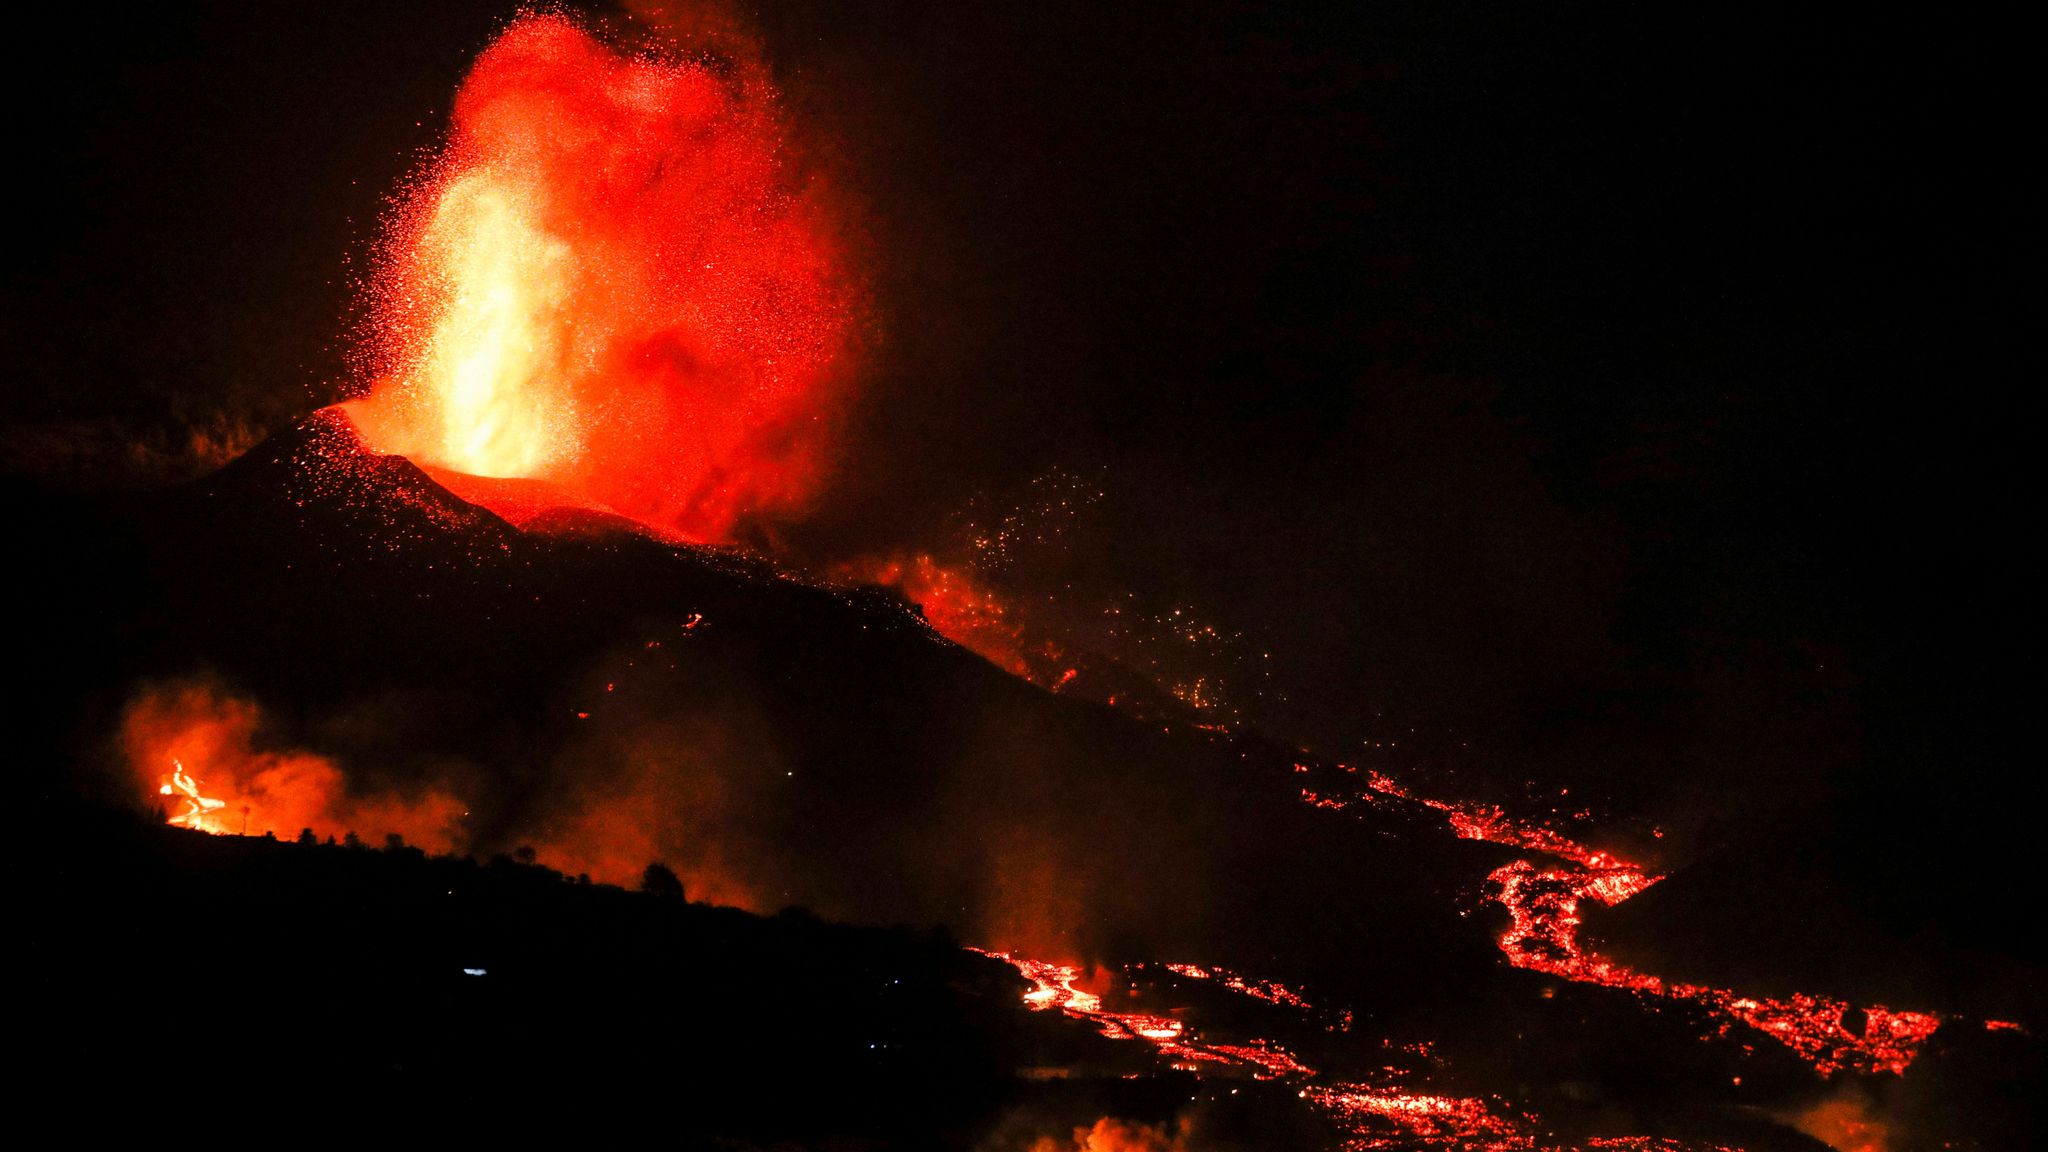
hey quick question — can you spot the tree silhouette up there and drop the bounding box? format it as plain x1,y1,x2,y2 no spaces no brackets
298,828,318,845
640,862,685,900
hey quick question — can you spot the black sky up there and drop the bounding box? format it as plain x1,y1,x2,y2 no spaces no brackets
5,3,2032,944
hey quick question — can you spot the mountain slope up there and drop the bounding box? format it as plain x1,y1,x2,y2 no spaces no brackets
24,409,1502,1012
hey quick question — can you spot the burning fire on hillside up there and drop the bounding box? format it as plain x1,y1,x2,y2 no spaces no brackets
125,676,467,853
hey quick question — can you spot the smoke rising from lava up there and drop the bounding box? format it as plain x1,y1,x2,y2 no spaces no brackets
1789,1086,1891,1152
527,642,792,910
121,675,467,852
1024,1117,1200,1152
345,10,849,541
499,620,1226,960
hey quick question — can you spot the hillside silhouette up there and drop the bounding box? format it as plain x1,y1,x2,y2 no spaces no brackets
15,414,2039,1149
21,410,1509,999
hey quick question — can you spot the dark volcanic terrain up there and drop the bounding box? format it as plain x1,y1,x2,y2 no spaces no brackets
18,413,2040,1149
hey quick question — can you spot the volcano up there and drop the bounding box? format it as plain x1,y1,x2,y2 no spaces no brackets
17,412,2038,1149
29,408,1499,975
12,2,2036,1146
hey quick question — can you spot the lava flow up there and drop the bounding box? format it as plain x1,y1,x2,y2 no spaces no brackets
127,675,467,852
976,949,1743,1150
345,12,848,541
1335,770,1949,1078
160,759,227,832
975,763,2000,1144
984,947,1480,1145
974,951,1238,1072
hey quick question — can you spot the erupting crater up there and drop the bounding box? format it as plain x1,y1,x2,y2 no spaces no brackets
344,12,849,542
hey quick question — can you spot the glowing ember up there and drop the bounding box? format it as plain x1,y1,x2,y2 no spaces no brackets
854,554,1050,680
843,473,1267,716
346,12,847,540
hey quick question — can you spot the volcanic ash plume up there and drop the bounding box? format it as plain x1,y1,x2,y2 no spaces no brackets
346,11,848,540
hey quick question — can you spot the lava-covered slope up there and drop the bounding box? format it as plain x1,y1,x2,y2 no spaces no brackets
22,408,1504,1018
18,411,2040,1149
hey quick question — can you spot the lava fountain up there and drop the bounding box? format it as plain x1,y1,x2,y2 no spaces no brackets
345,12,849,540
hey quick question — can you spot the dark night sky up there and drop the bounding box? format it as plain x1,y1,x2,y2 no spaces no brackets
5,4,2032,933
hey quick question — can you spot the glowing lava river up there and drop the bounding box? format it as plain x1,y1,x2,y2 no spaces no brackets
1349,771,1949,1080
972,938,1727,1150
975,763,2018,1150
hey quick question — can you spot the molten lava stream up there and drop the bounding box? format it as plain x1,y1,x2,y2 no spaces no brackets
160,760,228,832
976,949,1749,1150
1329,770,1950,1078
973,788,1796,1148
